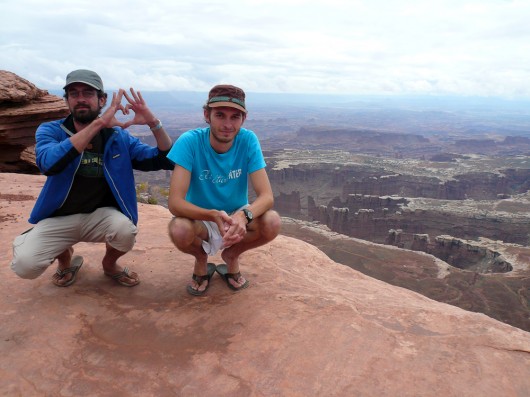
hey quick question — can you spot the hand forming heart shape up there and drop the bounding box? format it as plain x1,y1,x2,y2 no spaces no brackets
99,87,158,130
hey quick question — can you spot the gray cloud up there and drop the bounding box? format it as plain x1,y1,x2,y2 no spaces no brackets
2,0,530,98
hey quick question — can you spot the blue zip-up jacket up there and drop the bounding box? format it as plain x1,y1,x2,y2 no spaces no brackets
29,117,174,225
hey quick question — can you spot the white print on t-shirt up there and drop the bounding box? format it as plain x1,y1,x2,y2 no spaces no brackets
199,169,242,184
228,169,242,179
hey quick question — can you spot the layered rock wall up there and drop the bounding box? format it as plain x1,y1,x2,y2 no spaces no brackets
429,235,513,273
308,195,529,246
0,70,69,173
270,161,530,204
342,171,530,200
273,190,301,216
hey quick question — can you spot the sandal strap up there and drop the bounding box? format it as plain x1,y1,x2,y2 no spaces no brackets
224,271,242,281
192,273,211,285
110,266,131,280
55,267,77,277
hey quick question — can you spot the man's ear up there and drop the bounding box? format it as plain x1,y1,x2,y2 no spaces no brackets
203,108,210,124
99,95,107,108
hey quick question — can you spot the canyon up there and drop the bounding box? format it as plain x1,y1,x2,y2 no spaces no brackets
266,149,530,332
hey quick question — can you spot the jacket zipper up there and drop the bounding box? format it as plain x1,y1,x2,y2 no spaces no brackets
104,132,134,221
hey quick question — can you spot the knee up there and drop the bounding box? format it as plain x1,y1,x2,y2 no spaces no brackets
107,217,137,252
168,217,196,249
260,210,281,240
11,234,50,279
11,254,49,279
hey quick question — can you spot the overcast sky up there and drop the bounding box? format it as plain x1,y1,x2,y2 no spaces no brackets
2,0,530,98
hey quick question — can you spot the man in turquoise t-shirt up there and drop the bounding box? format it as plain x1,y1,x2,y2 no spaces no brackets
166,84,281,295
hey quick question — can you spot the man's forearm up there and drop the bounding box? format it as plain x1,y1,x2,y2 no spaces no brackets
69,118,105,152
150,121,172,151
247,193,274,219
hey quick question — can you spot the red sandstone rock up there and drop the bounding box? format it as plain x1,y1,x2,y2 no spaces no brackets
0,70,46,103
0,70,69,173
1,173,529,396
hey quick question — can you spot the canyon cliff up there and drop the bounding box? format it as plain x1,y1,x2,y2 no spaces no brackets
268,151,530,331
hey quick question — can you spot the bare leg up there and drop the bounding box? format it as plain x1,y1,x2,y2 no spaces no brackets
51,247,74,286
101,243,139,286
168,217,210,293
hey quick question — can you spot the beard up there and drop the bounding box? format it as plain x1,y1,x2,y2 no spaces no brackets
210,126,238,144
72,106,101,124
210,132,233,144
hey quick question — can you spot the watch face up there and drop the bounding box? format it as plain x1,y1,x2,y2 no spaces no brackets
244,209,253,222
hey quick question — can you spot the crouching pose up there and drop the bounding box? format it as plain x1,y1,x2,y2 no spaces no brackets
167,84,281,295
11,69,174,287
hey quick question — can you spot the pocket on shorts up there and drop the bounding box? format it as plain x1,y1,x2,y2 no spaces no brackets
13,228,33,248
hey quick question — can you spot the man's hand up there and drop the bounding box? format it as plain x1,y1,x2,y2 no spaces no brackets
121,88,157,129
99,89,128,128
213,211,232,237
221,211,247,247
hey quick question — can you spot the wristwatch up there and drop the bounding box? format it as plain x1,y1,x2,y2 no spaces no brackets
242,208,253,224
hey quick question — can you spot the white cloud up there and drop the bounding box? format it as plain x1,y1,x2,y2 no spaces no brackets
1,0,530,97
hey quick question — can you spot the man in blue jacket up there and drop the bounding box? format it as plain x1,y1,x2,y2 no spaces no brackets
11,69,173,287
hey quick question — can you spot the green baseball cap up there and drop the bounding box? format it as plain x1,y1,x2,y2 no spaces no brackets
63,69,104,91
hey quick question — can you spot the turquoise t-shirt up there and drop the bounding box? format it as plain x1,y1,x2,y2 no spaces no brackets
167,127,266,213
